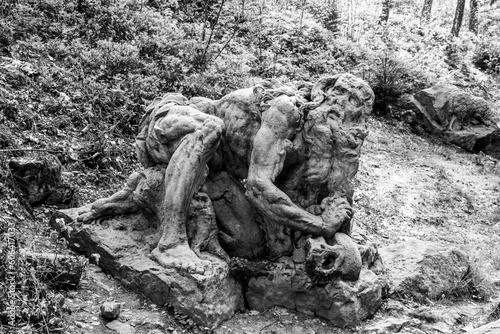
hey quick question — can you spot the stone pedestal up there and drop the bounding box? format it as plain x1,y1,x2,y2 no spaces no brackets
246,266,388,327
231,244,389,327
50,207,243,328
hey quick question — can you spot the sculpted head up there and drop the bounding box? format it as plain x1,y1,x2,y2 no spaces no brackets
300,74,374,187
308,73,374,126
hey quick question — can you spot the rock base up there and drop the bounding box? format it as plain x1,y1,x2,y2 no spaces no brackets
232,245,389,327
379,238,471,302
50,207,243,328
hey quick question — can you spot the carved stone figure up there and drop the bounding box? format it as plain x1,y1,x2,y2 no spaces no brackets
50,73,388,328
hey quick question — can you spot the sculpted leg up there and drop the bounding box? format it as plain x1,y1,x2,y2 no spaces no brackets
150,110,223,274
77,172,144,223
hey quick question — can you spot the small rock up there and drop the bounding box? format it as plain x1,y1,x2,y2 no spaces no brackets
487,300,500,322
461,323,475,331
410,306,441,322
402,328,427,334
385,299,410,314
465,319,500,333
363,317,412,333
432,321,451,333
105,320,135,334
100,302,121,319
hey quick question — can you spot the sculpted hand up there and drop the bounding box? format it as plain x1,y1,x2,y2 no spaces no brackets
319,196,353,238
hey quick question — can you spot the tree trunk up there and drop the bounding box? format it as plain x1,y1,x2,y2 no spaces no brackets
298,0,307,34
379,0,390,23
469,0,478,34
421,0,433,23
451,0,466,37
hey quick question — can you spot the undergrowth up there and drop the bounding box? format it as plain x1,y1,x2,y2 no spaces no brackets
446,263,495,302
0,216,85,333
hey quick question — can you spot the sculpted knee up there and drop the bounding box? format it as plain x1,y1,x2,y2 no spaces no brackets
245,177,266,202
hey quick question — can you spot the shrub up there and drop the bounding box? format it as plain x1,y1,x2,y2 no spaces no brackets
0,218,69,333
367,51,431,116
473,39,500,74
446,263,495,302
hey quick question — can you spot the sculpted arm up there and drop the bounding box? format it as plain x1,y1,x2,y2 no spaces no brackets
245,98,340,238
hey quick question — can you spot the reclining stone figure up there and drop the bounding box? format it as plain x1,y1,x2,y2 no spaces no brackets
77,73,375,281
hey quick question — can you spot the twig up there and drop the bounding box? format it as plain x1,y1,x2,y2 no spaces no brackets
259,319,279,332
213,26,240,62
201,0,226,66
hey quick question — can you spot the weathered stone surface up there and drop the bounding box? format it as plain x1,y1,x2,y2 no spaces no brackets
379,238,470,301
246,266,387,327
239,242,388,327
101,302,121,319
431,321,451,333
105,320,135,334
50,207,243,328
305,234,362,282
466,319,500,334
401,85,500,159
363,316,413,333
8,154,73,205
204,171,266,260
50,74,385,328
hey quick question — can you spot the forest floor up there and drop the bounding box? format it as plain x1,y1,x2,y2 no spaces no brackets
2,116,500,334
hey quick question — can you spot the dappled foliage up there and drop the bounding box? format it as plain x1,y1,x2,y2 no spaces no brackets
474,38,500,74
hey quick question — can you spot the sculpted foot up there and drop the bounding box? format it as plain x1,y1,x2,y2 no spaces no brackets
77,208,99,224
151,243,212,275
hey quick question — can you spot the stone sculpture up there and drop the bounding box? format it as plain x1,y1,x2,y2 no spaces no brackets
50,73,388,328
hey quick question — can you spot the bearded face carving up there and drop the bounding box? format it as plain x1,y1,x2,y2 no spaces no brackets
300,74,374,198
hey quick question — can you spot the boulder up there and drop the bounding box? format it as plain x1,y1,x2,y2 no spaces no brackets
8,154,73,205
100,302,121,319
401,85,500,159
379,238,470,302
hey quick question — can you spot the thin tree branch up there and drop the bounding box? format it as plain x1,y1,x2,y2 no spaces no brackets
201,0,227,66
213,26,240,62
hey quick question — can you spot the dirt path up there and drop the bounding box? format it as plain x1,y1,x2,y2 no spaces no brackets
354,119,500,277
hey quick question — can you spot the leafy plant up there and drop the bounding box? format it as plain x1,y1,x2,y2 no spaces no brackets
0,218,73,333
446,263,494,302
368,51,430,116
473,38,500,74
